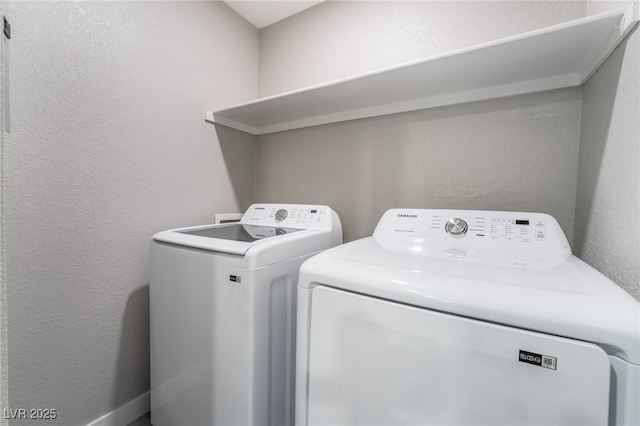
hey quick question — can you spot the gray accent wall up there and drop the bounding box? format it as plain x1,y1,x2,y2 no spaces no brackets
256,89,582,244
4,2,257,425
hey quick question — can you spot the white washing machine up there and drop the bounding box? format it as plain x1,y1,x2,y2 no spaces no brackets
150,204,342,426
295,209,639,426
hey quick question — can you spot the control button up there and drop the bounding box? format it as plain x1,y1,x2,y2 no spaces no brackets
536,229,546,240
445,218,468,237
535,220,545,227
275,209,288,222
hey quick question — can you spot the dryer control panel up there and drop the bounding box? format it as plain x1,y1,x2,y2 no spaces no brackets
374,209,570,253
241,204,333,230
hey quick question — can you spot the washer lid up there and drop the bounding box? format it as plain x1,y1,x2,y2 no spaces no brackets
152,203,341,255
179,223,302,243
298,209,640,365
154,223,306,254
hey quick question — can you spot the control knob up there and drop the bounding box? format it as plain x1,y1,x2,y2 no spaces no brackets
275,209,288,222
445,218,468,237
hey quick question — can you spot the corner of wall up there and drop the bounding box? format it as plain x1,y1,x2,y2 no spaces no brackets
574,21,640,300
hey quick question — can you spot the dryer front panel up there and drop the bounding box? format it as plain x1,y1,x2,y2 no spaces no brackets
306,286,610,426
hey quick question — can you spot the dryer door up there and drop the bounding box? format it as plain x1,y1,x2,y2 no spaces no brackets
306,286,610,426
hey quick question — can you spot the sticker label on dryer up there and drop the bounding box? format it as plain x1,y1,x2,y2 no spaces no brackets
519,350,557,370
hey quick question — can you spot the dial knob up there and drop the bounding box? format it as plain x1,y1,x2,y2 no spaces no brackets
275,209,288,222
445,218,468,236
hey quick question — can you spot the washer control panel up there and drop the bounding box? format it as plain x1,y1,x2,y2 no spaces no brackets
374,209,569,251
241,204,331,230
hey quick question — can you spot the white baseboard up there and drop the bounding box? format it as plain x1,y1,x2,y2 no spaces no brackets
87,391,150,426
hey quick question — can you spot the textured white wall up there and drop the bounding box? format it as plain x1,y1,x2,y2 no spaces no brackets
574,2,640,300
0,0,7,423
4,2,258,425
259,1,586,96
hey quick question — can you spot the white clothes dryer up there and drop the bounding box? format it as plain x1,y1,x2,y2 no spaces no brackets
295,209,639,426
150,204,342,426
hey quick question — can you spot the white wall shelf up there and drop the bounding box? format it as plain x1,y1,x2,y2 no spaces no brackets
206,4,638,136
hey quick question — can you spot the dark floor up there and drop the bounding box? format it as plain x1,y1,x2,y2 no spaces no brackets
126,411,151,426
